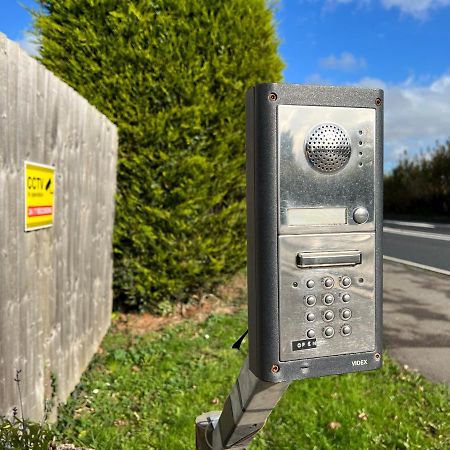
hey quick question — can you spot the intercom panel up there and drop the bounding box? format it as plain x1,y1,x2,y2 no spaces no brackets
246,83,383,383
278,105,376,233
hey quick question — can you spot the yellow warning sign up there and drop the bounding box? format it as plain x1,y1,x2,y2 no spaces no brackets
24,161,55,231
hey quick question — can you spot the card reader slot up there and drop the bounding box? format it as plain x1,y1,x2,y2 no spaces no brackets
296,250,362,268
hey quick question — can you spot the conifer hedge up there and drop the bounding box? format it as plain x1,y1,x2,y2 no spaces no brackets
33,0,283,311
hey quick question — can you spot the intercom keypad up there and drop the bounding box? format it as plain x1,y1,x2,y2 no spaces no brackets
278,233,376,362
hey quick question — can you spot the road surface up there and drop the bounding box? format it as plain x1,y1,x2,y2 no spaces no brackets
382,219,450,385
383,219,450,275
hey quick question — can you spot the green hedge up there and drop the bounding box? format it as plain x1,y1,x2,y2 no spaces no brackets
384,140,450,218
33,0,283,311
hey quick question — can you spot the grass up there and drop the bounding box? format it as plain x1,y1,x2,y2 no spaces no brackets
55,309,450,449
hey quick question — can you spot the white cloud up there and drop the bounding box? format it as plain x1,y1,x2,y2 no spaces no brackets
304,73,332,84
324,0,370,7
357,74,450,167
357,77,387,89
17,31,40,57
325,0,357,3
381,0,450,18
325,0,450,17
319,52,367,71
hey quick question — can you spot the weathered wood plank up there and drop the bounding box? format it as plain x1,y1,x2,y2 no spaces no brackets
0,32,9,410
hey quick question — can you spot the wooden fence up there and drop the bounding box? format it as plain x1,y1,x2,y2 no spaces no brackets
0,33,118,420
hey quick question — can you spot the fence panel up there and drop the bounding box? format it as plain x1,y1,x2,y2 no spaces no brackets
0,33,118,420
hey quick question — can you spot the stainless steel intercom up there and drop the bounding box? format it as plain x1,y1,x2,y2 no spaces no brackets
196,83,383,450
246,83,383,382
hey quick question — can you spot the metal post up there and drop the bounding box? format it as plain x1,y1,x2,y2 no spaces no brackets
195,411,221,450
195,358,290,449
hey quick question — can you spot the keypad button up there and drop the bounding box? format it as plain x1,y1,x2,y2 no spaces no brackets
323,326,335,338
341,325,352,336
323,310,334,322
306,279,315,288
341,309,352,320
305,295,316,307
323,277,334,288
306,312,315,322
307,329,316,339
323,294,334,305
340,276,351,288
342,293,351,303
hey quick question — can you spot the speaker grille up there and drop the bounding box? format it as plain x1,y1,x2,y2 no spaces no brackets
305,123,351,173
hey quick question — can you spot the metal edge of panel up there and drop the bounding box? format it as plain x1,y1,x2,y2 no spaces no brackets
247,83,280,381
250,83,383,382
277,350,382,382
254,83,383,110
374,89,384,361
245,86,258,377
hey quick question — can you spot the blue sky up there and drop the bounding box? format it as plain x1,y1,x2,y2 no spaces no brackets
1,0,36,46
1,0,450,170
277,0,450,85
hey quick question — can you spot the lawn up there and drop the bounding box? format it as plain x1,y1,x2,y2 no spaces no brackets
55,309,450,449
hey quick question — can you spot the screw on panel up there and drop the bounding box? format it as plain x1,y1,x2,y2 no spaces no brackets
375,353,381,361
375,98,382,106
271,364,280,373
268,92,278,101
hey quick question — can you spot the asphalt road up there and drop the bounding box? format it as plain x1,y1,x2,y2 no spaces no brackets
383,219,450,274
382,220,450,385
